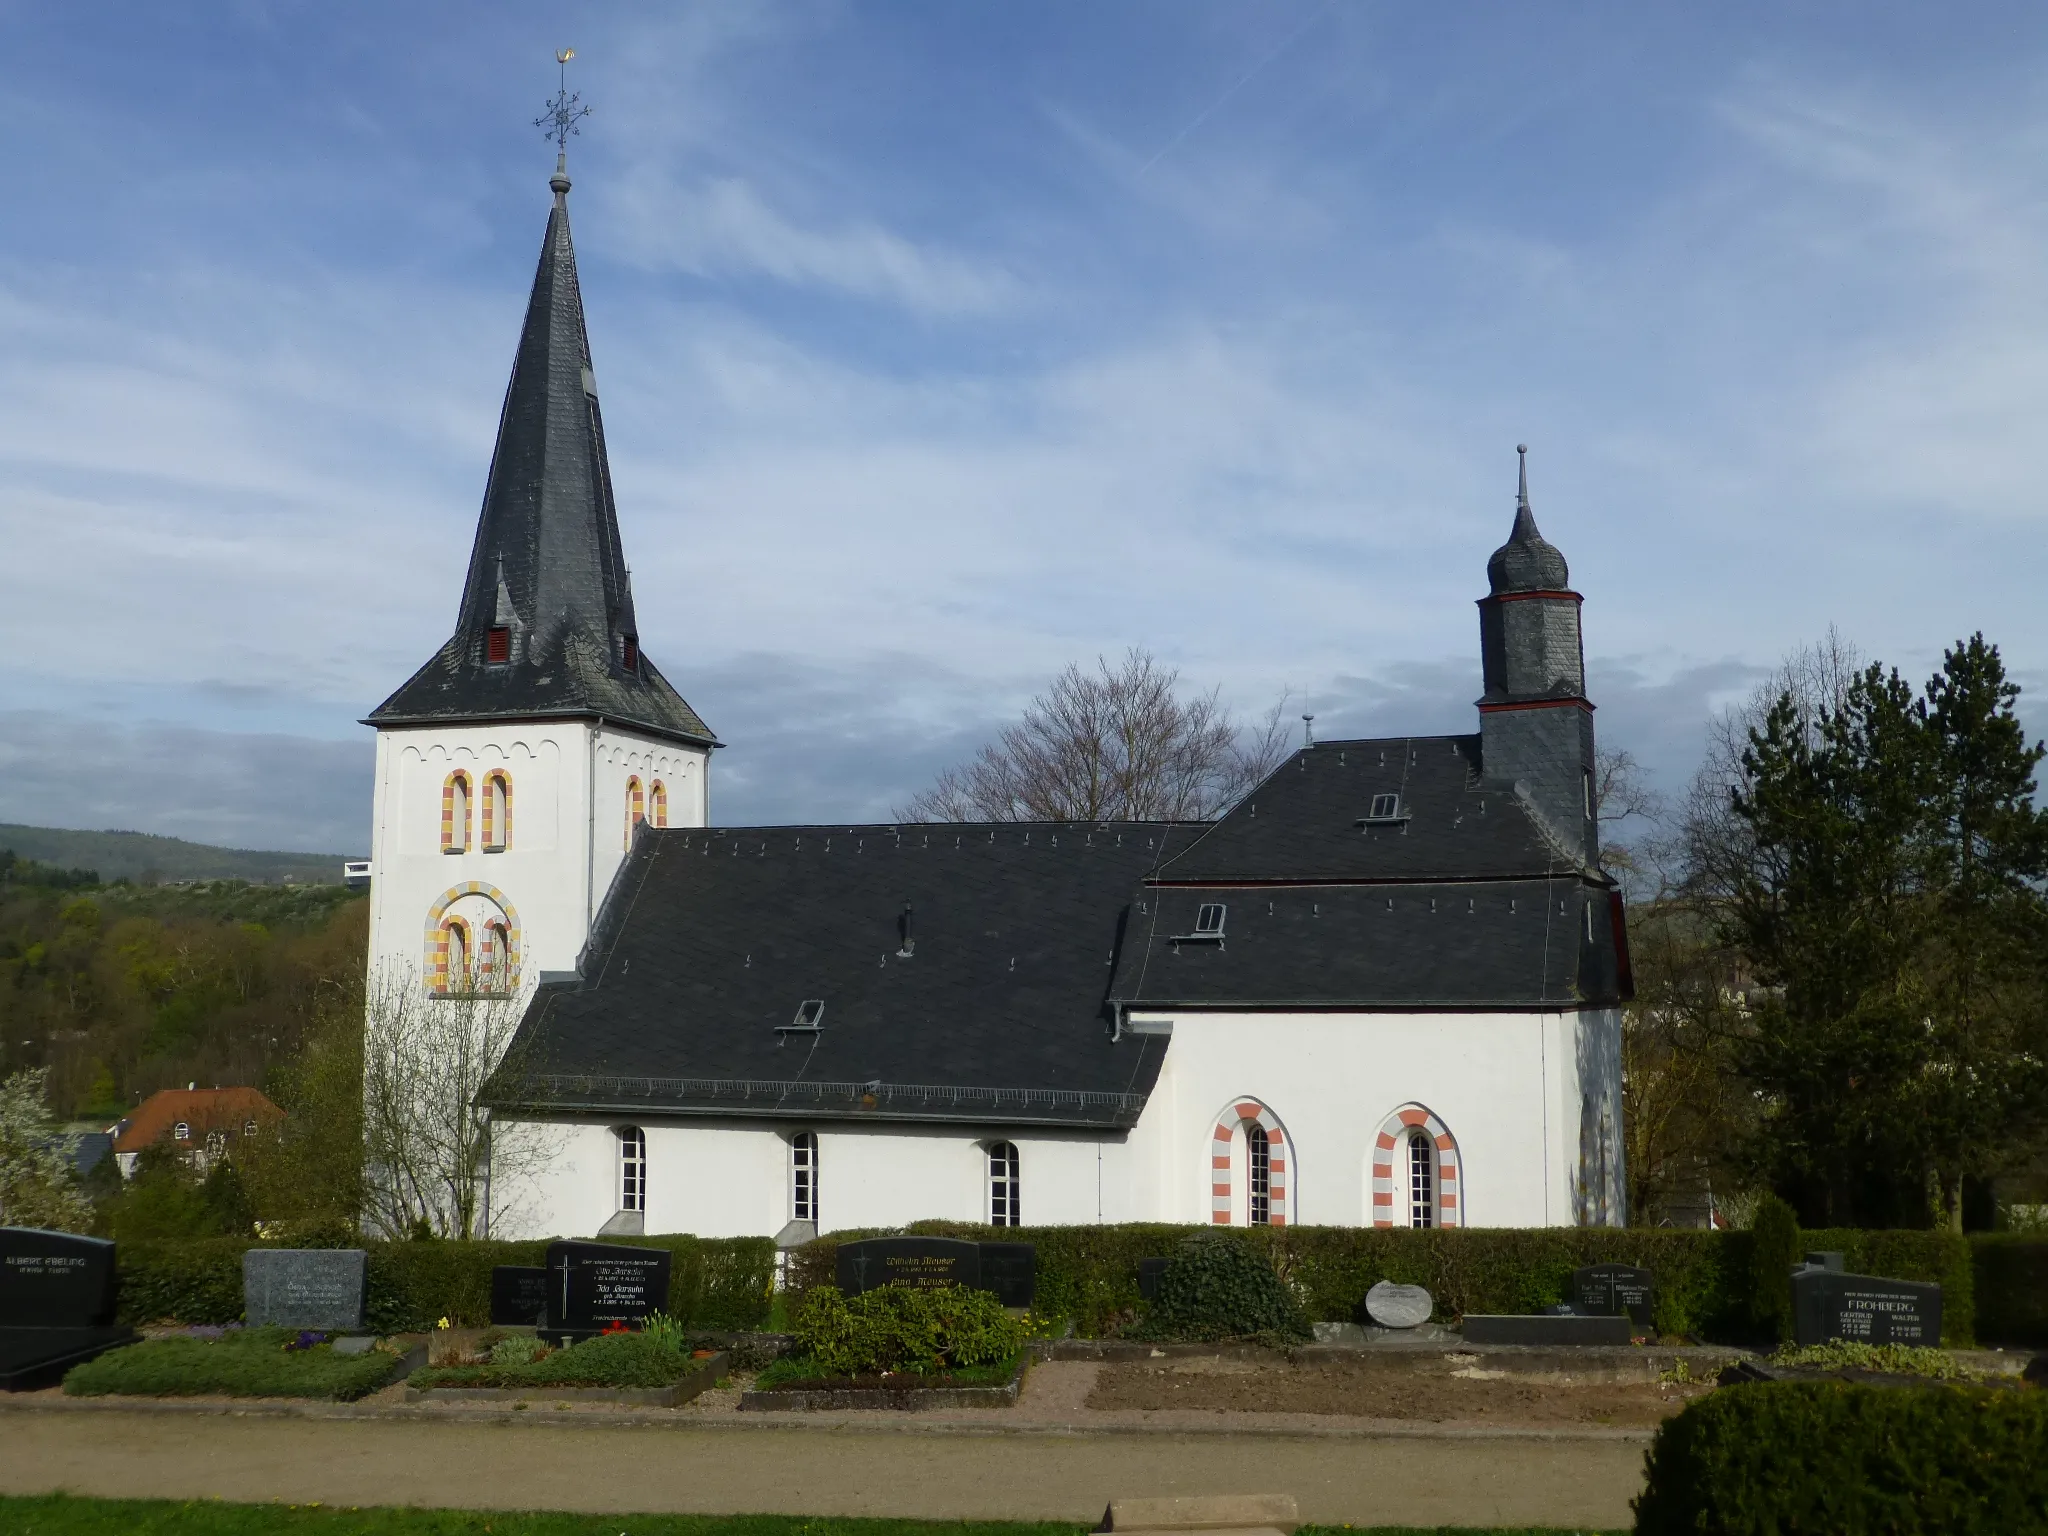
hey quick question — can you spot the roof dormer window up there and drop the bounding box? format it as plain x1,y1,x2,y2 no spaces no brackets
779,998,826,1034
1358,793,1408,827
1172,902,1227,946
486,626,511,664
621,635,639,670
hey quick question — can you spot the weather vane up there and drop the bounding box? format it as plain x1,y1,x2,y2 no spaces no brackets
536,48,592,154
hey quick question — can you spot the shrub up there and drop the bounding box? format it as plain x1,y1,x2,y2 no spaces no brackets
1972,1235,2048,1347
790,1221,1973,1344
792,1284,1025,1376
1634,1380,2048,1535
1767,1341,1975,1380
112,1233,775,1333
1125,1232,1311,1343
1748,1193,1801,1344
63,1328,399,1401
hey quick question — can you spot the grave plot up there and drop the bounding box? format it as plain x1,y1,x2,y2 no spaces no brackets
0,1227,137,1391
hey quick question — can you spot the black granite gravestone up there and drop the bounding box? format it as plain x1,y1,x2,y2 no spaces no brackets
544,1240,671,1340
243,1249,368,1331
490,1265,550,1328
1570,1263,1655,1329
835,1237,981,1296
978,1242,1037,1308
1791,1267,1941,1347
1137,1257,1170,1301
0,1227,136,1391
1460,1314,1634,1346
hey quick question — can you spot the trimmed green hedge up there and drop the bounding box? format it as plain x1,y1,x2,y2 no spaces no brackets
1634,1380,2048,1534
115,1234,775,1332
1972,1236,2048,1348
792,1222,1975,1345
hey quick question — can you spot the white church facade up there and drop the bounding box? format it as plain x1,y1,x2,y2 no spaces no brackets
363,158,1630,1244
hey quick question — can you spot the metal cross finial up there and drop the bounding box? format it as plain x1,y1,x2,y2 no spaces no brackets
536,48,593,155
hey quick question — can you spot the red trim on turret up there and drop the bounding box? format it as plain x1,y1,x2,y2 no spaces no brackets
1488,589,1581,604
1476,697,1595,714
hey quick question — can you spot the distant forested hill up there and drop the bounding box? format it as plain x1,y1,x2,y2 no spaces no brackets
0,825,360,885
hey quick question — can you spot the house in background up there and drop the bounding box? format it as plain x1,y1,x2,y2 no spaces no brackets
108,1086,283,1178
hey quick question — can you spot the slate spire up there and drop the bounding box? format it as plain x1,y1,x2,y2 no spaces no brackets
368,166,714,746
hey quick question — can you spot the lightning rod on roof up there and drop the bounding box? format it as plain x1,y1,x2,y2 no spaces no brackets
1302,713,1315,746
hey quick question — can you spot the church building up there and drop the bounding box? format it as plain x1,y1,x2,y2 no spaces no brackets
363,161,1631,1243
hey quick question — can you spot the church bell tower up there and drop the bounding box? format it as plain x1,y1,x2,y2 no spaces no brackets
1476,447,1598,866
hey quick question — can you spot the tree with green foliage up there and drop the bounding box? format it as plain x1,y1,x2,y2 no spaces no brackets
0,1066,92,1230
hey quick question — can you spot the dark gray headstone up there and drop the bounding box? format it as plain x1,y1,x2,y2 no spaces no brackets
0,1228,117,1327
490,1265,549,1327
978,1242,1036,1308
1571,1263,1655,1328
545,1240,671,1335
243,1249,367,1331
1364,1280,1433,1329
1137,1257,1170,1301
835,1237,981,1296
1804,1251,1846,1273
1791,1269,1941,1347
1461,1313,1634,1346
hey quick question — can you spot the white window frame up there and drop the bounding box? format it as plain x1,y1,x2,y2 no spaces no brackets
1243,1118,1271,1226
988,1141,1021,1227
617,1126,646,1214
790,1132,818,1223
1407,1129,1436,1228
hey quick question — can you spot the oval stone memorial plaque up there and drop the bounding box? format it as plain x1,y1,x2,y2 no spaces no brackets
1365,1280,1433,1329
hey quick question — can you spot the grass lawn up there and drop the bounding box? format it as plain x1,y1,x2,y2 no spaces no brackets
62,1330,400,1401
0,1499,1624,1536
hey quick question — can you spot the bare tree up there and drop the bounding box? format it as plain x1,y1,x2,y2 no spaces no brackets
898,649,1293,823
360,966,550,1239
1594,745,1666,902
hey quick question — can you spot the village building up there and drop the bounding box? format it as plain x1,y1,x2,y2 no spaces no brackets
108,1085,283,1179
362,159,1631,1242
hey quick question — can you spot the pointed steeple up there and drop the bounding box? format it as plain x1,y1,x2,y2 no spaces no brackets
368,168,715,747
1487,444,1571,595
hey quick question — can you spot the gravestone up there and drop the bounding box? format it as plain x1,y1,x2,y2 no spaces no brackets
544,1240,671,1339
1804,1251,1846,1273
1791,1267,1941,1347
1364,1281,1433,1330
490,1265,550,1328
0,1227,137,1391
1137,1257,1170,1301
1570,1263,1655,1329
243,1249,367,1331
978,1242,1037,1309
1460,1313,1634,1346
835,1237,981,1296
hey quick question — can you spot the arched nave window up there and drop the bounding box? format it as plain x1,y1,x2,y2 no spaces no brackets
1208,1099,1290,1226
790,1132,819,1223
988,1141,1021,1227
616,1126,647,1214
442,772,472,853
1371,1104,1461,1228
625,777,644,848
482,772,511,852
437,917,471,994
649,779,668,828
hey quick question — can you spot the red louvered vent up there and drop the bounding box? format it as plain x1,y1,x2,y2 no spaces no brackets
485,626,511,664
622,636,639,669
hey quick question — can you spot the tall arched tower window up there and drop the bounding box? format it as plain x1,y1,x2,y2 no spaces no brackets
790,1132,818,1223
482,772,511,852
442,772,472,853
479,921,511,993
617,1127,646,1214
988,1141,1021,1227
436,917,471,994
650,779,667,828
624,777,644,848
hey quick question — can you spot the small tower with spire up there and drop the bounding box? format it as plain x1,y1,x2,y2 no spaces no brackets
1475,446,1597,865
361,62,715,1022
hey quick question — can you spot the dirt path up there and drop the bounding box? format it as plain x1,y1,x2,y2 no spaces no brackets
0,1410,1648,1530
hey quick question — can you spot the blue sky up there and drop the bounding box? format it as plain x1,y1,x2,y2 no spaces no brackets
3,2,2047,854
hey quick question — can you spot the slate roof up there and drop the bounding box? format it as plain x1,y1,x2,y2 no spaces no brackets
482,823,1201,1128
367,169,715,748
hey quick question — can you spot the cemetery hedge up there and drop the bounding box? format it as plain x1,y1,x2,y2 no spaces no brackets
1632,1380,2048,1534
112,1233,774,1332
1970,1235,2048,1347
792,1222,1976,1344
